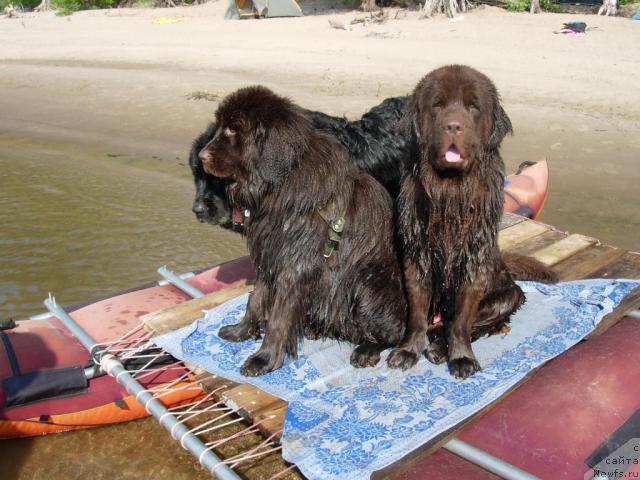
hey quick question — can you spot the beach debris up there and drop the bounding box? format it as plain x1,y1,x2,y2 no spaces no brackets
34,0,50,11
421,0,470,19
351,9,389,25
186,89,225,101
360,0,378,12
394,9,408,19
553,21,588,35
530,0,541,14
598,0,617,16
152,15,189,25
328,18,349,30
3,4,20,18
365,31,400,39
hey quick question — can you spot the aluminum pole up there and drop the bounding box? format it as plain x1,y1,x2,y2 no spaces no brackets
44,295,239,480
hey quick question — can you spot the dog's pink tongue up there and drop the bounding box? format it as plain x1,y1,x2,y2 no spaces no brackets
445,147,462,163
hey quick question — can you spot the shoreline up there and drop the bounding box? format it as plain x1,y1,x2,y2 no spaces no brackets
1,2,639,250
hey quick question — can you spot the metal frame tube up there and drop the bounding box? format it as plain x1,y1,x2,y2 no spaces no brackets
158,266,205,298
44,295,240,480
444,438,540,480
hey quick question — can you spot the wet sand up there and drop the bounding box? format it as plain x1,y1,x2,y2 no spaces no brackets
1,2,639,250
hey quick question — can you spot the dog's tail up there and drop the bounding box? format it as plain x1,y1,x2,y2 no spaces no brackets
503,252,559,284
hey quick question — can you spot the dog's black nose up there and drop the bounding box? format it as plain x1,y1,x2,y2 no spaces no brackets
446,121,463,134
192,202,206,217
198,148,211,162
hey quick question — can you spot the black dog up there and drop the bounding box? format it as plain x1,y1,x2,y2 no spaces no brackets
199,86,407,376
189,96,411,226
386,65,556,379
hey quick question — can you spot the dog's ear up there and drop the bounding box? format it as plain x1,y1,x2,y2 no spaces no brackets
257,115,310,185
412,84,432,143
488,99,513,150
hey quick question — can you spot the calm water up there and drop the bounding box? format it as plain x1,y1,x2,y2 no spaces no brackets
0,133,247,321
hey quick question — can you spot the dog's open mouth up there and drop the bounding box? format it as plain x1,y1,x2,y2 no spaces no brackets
232,206,244,225
443,145,462,164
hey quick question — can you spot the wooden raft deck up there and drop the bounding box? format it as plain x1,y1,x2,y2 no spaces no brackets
141,213,640,479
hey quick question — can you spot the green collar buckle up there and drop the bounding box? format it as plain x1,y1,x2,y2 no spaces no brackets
317,208,346,259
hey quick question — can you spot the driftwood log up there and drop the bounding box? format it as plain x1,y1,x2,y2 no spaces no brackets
421,0,470,17
598,0,617,15
530,0,541,13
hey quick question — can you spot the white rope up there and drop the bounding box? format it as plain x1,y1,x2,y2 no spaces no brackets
129,350,171,377
170,399,230,441
269,464,297,480
186,409,238,437
187,416,244,442
206,418,267,449
90,323,145,351
222,430,282,470
197,420,264,465
168,388,217,413
150,371,192,398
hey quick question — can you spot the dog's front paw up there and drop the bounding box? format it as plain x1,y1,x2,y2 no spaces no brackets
449,356,481,380
303,326,321,341
240,351,280,377
387,348,419,370
350,343,382,368
218,322,258,342
425,339,448,365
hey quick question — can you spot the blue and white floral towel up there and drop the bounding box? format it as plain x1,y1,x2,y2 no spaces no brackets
153,279,640,480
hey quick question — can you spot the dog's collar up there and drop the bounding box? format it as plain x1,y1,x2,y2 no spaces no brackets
317,207,346,258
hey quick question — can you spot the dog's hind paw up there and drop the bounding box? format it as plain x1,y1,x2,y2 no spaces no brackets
350,342,382,368
387,348,419,370
218,322,258,342
425,339,448,365
449,356,481,380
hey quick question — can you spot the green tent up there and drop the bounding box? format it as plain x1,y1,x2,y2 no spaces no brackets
225,0,303,19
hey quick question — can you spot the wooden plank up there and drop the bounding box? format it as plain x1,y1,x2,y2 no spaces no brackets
587,287,640,339
529,233,599,267
194,370,239,394
554,245,626,281
254,404,288,440
222,384,285,421
141,283,253,335
503,230,566,256
499,213,526,230
590,251,640,280
498,220,549,250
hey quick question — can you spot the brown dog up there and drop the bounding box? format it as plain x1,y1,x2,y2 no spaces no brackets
198,86,406,376
387,65,554,379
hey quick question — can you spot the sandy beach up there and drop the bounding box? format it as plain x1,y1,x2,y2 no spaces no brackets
1,1,639,250
0,4,639,477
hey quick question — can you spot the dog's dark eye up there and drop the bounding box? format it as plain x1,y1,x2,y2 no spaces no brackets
432,100,444,110
223,127,236,137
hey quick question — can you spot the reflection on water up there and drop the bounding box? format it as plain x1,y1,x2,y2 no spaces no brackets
0,134,247,320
